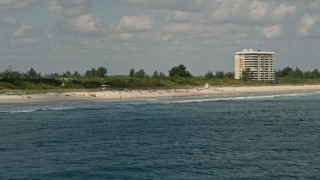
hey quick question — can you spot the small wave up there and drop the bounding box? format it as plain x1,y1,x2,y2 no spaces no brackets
7,109,38,113
146,99,160,102
0,106,77,114
168,95,281,104
41,107,76,111
168,96,271,104
168,91,320,104
280,91,320,97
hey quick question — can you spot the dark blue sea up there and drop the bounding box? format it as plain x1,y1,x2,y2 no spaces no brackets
1,91,320,179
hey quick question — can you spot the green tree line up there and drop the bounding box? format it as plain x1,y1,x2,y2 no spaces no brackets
1,65,320,90
276,67,320,79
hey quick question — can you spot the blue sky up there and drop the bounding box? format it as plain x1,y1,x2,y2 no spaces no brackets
0,0,319,75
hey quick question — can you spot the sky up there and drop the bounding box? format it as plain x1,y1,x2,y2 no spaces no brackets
0,0,319,76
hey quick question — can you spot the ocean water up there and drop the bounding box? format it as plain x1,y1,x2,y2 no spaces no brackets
1,91,320,179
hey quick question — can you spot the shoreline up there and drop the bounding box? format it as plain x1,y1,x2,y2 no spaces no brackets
1,85,320,104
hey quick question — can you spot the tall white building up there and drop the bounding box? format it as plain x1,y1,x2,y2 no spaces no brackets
234,49,275,80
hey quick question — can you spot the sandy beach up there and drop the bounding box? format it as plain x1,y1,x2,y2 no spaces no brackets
1,85,320,104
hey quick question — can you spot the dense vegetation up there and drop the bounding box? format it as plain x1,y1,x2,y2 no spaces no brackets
1,65,320,93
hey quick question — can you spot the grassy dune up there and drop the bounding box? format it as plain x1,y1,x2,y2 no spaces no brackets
1,77,320,94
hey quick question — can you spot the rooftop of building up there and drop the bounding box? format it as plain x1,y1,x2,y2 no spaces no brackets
234,49,275,55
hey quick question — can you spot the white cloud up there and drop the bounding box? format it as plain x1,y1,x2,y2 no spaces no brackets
249,1,271,20
309,0,320,10
13,23,32,38
210,1,297,24
120,0,206,11
1,16,17,26
211,0,265,23
74,14,99,33
211,0,244,22
166,10,199,23
273,3,296,19
47,0,91,19
296,13,318,37
47,0,63,19
262,24,282,38
46,0,101,34
118,33,134,41
65,0,91,6
63,7,90,17
117,16,154,32
0,0,37,12
2,0,320,75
